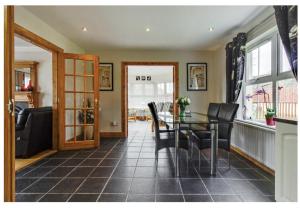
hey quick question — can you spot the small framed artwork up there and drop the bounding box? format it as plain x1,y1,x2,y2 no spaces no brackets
187,63,207,91
99,63,113,91
141,76,146,81
136,76,140,81
147,76,151,81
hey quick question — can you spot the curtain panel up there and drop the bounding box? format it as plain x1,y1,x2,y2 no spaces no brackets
274,6,298,80
226,33,247,103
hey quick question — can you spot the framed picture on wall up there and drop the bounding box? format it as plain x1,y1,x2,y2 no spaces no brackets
99,63,113,91
187,63,207,91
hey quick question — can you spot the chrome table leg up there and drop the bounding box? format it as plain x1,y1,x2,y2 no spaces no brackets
210,123,218,175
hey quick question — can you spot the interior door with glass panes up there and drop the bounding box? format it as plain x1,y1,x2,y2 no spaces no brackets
62,53,99,149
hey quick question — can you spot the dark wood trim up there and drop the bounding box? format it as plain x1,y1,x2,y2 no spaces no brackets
231,145,275,176
121,62,179,138
274,117,297,125
4,5,15,202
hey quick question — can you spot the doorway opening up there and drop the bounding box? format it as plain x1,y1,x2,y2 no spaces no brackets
121,62,179,138
14,35,56,171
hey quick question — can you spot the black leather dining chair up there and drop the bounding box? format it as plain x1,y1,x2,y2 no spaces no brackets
207,103,221,119
191,103,239,167
148,102,189,162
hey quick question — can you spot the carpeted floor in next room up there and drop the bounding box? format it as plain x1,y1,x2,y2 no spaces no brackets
15,121,275,202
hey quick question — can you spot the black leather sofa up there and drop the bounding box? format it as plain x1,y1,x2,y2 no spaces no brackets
15,107,53,158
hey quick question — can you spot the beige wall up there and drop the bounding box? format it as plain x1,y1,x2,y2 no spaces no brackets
15,6,85,54
90,49,227,132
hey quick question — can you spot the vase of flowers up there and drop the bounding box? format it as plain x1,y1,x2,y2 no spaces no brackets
176,96,191,117
78,98,94,140
265,108,276,126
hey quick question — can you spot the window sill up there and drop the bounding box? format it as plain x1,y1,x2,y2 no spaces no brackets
234,118,276,132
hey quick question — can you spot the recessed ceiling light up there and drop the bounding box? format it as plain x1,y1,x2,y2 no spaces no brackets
82,27,88,32
209,27,214,32
146,28,150,32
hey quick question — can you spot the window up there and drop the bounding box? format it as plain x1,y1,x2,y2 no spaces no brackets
243,31,297,122
277,79,298,120
246,41,272,80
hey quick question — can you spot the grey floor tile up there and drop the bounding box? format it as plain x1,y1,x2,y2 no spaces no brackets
98,193,127,202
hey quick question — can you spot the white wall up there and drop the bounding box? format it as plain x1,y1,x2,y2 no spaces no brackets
15,6,85,54
90,49,222,132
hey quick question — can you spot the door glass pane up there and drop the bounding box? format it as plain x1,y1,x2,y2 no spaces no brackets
65,76,74,91
65,93,74,108
76,93,85,108
76,59,85,75
76,76,85,91
76,126,84,141
65,110,74,125
65,59,74,74
65,127,74,142
85,93,94,108
277,78,297,119
86,61,94,75
85,125,94,140
76,109,84,125
86,109,94,124
85,76,94,91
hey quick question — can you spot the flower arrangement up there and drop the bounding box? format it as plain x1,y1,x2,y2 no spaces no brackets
176,96,191,106
265,108,276,126
176,96,191,117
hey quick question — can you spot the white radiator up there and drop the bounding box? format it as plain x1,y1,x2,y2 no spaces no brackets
231,119,276,170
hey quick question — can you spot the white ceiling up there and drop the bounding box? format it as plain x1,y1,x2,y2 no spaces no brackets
23,6,268,51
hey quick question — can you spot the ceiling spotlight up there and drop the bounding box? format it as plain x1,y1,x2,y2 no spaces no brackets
209,27,214,32
146,28,150,32
82,27,88,32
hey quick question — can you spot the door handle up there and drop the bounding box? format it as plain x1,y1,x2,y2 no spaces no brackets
7,99,14,116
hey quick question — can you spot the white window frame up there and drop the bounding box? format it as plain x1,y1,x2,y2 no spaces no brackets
242,28,295,122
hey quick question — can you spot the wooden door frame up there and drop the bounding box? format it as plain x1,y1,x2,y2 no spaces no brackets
4,7,64,200
14,23,64,151
4,5,15,202
121,62,179,138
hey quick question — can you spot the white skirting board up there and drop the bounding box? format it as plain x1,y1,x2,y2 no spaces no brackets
231,120,276,170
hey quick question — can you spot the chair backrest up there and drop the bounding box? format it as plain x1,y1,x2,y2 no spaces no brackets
207,103,221,118
217,103,239,140
148,102,160,140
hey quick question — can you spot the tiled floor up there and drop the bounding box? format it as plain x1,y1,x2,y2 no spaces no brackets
16,121,275,202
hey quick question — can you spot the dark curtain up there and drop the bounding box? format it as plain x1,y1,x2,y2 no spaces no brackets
226,33,247,103
274,6,298,80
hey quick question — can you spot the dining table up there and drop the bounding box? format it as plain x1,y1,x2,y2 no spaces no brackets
158,112,229,177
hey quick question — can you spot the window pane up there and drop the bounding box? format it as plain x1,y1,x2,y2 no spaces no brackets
245,82,273,121
277,78,297,120
145,84,154,96
166,82,173,94
251,49,259,78
157,83,165,95
259,41,271,76
246,41,271,80
280,41,291,73
132,84,143,95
